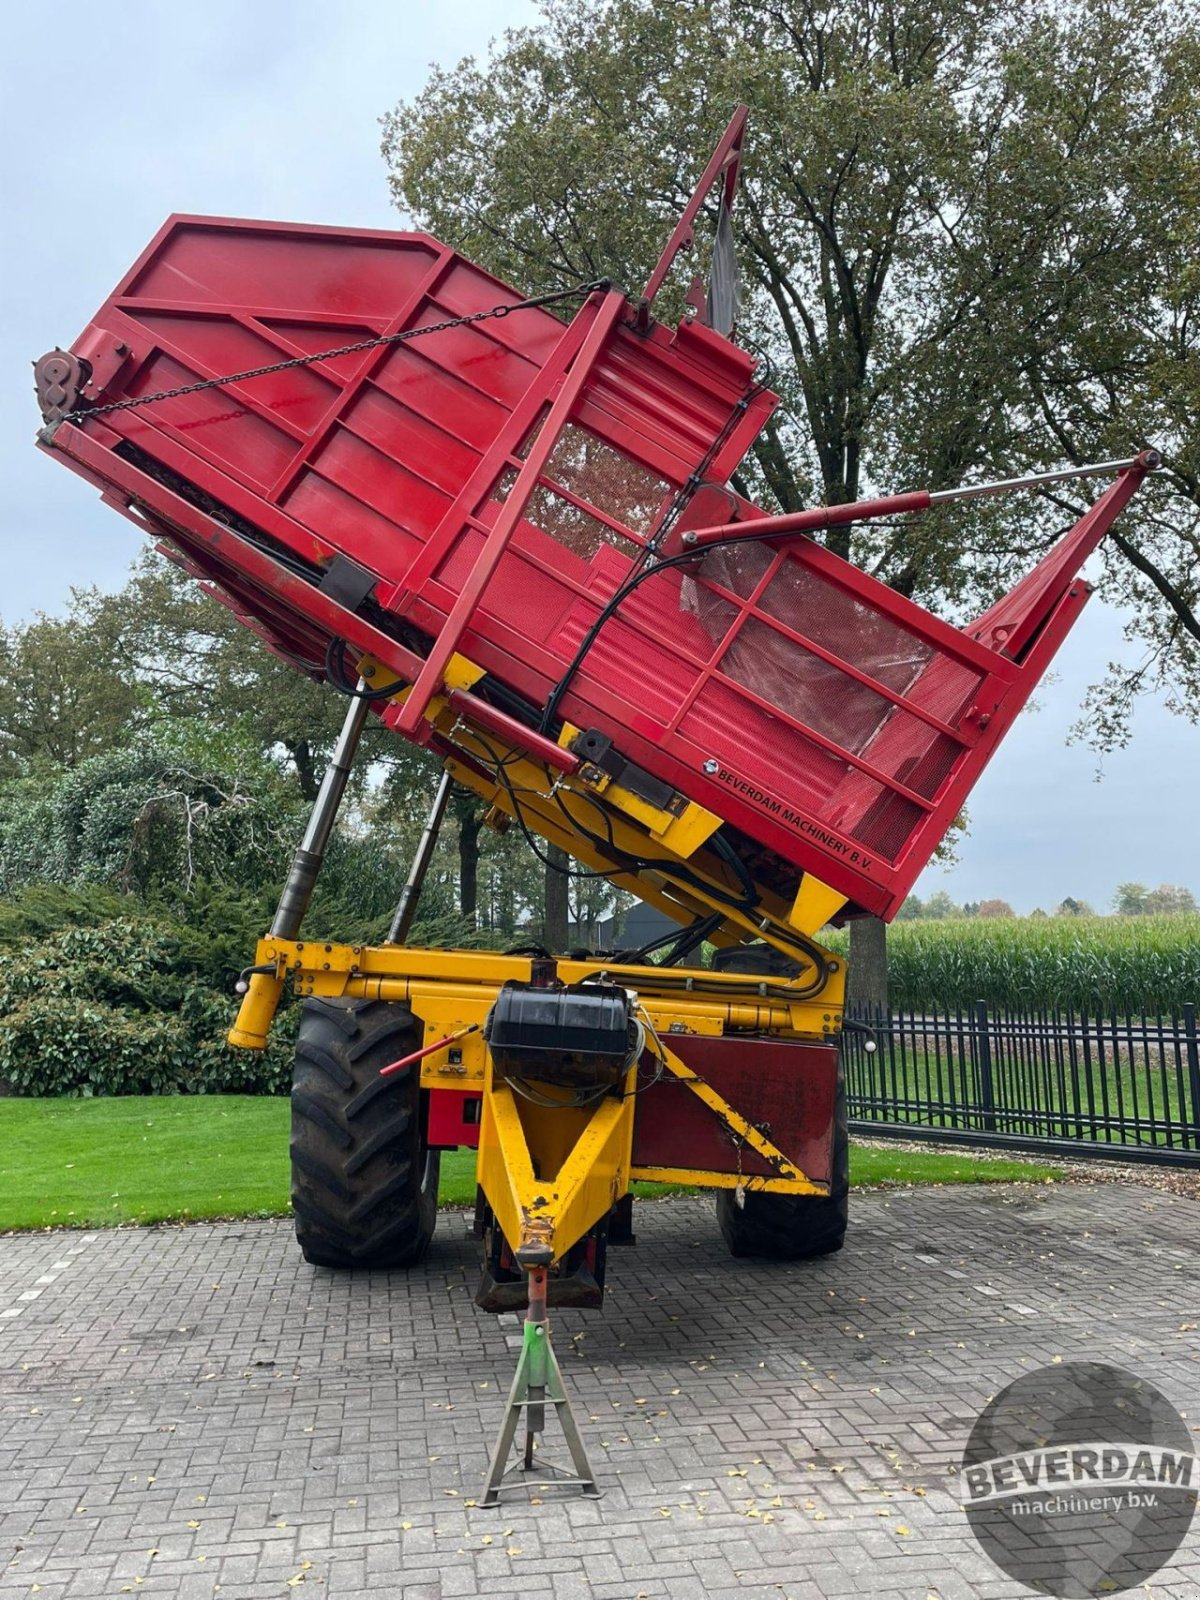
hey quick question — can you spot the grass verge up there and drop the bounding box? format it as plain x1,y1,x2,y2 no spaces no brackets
0,1095,1061,1232
435,1145,1061,1205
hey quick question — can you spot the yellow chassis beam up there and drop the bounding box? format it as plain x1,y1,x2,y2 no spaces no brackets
420,655,850,957
231,935,842,1266
479,1064,638,1268
229,650,847,1268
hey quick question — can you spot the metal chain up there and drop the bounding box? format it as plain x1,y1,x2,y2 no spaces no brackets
67,278,611,422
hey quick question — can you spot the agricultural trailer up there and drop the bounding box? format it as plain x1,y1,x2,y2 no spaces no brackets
33,109,1158,1501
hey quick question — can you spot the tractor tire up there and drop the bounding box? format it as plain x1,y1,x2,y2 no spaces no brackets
290,997,440,1270
715,1063,849,1260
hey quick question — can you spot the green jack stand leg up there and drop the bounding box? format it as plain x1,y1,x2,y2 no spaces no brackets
480,1265,601,1505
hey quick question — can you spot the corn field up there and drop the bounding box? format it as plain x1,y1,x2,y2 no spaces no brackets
825,915,1200,1014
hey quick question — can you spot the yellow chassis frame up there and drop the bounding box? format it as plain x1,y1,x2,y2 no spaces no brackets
233,937,844,1266
229,652,847,1268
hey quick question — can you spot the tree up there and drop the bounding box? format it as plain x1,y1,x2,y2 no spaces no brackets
568,872,632,951
895,894,924,920
0,550,436,804
383,0,1200,1011
450,790,484,925
1113,881,1150,915
1056,896,1095,917
0,599,143,776
1144,884,1198,914
90,551,407,801
543,846,570,951
977,898,1016,918
923,891,961,921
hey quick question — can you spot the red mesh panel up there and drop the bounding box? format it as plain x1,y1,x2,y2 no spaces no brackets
542,424,671,533
895,732,963,799
718,617,969,786
697,543,982,728
518,484,638,563
844,787,926,860
695,540,776,600
722,617,901,753
757,562,933,694
677,575,740,658
900,650,983,725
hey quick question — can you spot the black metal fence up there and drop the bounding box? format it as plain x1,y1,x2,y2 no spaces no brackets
843,1001,1200,1166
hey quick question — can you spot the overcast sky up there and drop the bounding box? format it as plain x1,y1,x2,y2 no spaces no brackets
3,1,1196,915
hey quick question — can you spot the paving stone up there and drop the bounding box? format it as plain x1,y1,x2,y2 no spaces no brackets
2,1185,1200,1595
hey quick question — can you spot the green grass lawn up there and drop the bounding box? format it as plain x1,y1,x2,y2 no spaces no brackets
0,1096,290,1230
0,1095,1062,1233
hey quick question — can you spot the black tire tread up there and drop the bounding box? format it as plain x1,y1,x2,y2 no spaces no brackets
290,997,439,1270
294,1038,354,1089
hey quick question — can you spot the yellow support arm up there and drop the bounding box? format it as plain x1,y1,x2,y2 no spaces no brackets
477,1062,637,1267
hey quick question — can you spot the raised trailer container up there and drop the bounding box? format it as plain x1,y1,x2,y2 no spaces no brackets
34,108,1156,1501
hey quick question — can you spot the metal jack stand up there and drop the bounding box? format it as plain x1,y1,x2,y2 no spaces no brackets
480,1267,601,1505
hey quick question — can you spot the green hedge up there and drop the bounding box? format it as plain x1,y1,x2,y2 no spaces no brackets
0,883,492,1098
0,901,295,1097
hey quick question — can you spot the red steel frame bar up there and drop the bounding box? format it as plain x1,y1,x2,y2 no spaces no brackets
968,453,1157,659
680,488,931,549
679,456,1151,556
928,455,1151,505
641,105,748,308
393,287,627,736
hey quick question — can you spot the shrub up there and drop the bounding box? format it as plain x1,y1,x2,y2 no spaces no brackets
0,744,301,903
0,910,294,1097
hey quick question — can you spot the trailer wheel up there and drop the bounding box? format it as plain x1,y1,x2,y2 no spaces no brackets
715,1064,849,1260
290,997,440,1270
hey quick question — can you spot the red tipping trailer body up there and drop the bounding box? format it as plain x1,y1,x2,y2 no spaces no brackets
38,213,1151,921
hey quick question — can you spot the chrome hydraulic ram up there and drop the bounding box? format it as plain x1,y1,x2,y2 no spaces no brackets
386,769,454,945
679,453,1162,549
271,686,372,940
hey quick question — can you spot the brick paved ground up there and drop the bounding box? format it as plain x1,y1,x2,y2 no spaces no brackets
2,1183,1199,1599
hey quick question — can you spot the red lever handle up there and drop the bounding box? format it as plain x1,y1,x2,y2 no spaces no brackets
380,1022,480,1078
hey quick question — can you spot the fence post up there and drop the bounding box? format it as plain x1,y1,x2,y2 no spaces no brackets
976,998,997,1133
1185,1004,1200,1151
